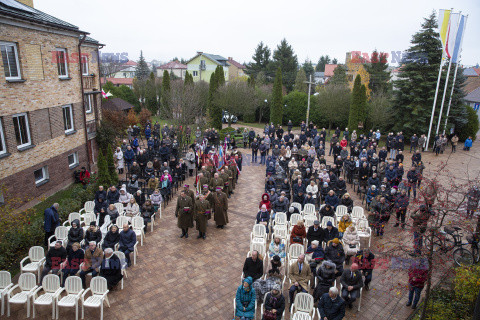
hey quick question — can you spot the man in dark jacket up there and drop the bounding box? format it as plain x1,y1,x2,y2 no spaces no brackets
119,223,137,267
394,189,409,229
95,186,107,203
106,186,120,205
99,248,123,290
325,238,345,277
39,240,67,284
318,287,346,320
243,250,263,281
251,138,259,163
44,203,60,246
307,220,323,246
353,249,375,291
340,263,364,309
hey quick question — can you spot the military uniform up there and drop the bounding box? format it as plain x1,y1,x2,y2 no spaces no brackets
194,198,211,238
209,177,224,192
219,172,231,195
175,195,194,237
207,190,229,227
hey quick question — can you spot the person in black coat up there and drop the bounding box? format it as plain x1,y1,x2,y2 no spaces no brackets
106,186,120,205
99,249,123,290
323,222,339,243
320,204,335,219
39,241,67,284
62,242,84,286
313,260,337,302
66,219,84,250
306,220,323,246
94,196,108,216
83,222,102,249
95,186,107,203
263,284,285,320
102,225,120,250
243,251,263,281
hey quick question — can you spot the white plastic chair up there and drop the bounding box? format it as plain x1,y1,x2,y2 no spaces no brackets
356,218,372,248
32,274,62,319
274,212,287,227
291,202,302,213
20,246,45,281
48,226,68,248
272,225,289,243
131,216,145,246
321,216,336,229
115,216,130,229
287,244,304,266
63,212,82,228
352,206,365,222
304,215,317,229
290,292,314,320
113,251,128,289
56,276,84,320
0,271,13,316
79,201,95,216
114,203,125,215
233,297,257,320
6,273,38,317
82,213,96,232
302,204,316,216
289,214,302,231
292,312,312,320
335,205,348,222
81,277,110,320
261,292,285,320
251,224,267,242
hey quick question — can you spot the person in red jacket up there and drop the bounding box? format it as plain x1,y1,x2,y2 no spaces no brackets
340,137,348,149
79,167,90,188
259,193,271,211
406,259,429,309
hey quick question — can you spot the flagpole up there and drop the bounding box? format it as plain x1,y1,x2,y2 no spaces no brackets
443,15,468,134
426,51,445,151
436,10,461,136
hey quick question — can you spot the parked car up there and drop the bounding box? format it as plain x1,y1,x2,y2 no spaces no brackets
222,111,238,123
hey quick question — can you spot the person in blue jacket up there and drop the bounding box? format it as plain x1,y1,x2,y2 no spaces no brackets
256,204,270,234
235,276,256,320
123,146,135,171
145,125,151,140
464,136,473,151
118,223,137,267
318,287,346,320
44,203,60,246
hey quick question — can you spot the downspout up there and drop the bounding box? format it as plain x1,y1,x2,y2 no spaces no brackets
78,34,91,172
95,44,104,127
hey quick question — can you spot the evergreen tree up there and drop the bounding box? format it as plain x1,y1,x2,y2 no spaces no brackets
96,151,111,188
106,145,117,185
294,68,308,93
365,50,391,94
272,39,298,92
246,42,271,77
216,65,226,87
145,72,159,114
303,59,315,81
271,67,283,125
348,75,367,132
208,70,222,129
135,50,150,81
315,55,331,72
328,65,348,86
184,71,194,86
393,12,450,137
161,70,171,118
332,58,338,64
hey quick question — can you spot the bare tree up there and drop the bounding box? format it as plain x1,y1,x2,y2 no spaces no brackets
100,61,125,83
214,80,258,126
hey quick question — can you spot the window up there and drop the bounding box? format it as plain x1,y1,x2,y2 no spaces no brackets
0,119,6,155
12,113,31,148
68,152,79,168
193,71,198,77
34,166,49,185
56,48,68,78
85,94,93,113
0,41,21,80
81,55,89,75
0,189,4,205
62,105,74,133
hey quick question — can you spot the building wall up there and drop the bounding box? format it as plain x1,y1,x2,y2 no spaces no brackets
228,65,245,81
0,23,99,206
187,55,228,83
156,68,185,79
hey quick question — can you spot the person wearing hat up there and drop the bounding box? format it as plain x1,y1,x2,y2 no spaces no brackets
325,238,345,277
263,283,285,320
307,220,323,247
84,221,102,249
306,240,325,288
313,260,337,302
175,190,194,238
183,184,195,202
256,204,271,234
194,193,211,240
206,186,229,228
324,221,339,244
209,172,224,192
219,168,232,197
235,276,256,320
340,263,364,309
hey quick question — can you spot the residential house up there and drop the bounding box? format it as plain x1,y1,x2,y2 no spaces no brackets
111,60,136,78
314,71,326,84
100,77,133,89
464,67,480,95
324,64,338,82
186,52,229,83
0,0,103,207
465,87,480,121
227,57,246,81
156,60,187,79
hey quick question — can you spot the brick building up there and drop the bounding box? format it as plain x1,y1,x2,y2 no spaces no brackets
0,0,104,206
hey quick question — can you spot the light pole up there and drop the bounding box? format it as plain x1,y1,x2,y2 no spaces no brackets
304,74,315,125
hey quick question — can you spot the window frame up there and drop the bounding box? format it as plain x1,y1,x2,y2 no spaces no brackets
56,48,69,78
85,94,93,113
62,104,75,133
193,71,198,77
68,151,79,168
12,113,31,149
0,41,21,80
81,54,89,76
0,118,6,155
34,166,49,185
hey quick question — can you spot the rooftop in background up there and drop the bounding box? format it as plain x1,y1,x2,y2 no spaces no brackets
314,72,325,77
465,87,480,103
101,97,135,112
187,52,230,66
123,60,137,66
101,77,134,86
227,57,245,69
157,60,187,70
324,64,338,77
464,67,479,77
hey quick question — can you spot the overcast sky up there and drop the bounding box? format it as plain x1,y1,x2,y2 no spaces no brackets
35,0,479,67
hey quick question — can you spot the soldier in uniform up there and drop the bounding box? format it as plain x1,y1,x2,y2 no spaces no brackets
207,187,229,229
175,190,194,238
194,193,211,239
202,185,213,219
209,172,224,192
197,172,209,191
219,169,231,197
184,184,195,202
200,166,211,182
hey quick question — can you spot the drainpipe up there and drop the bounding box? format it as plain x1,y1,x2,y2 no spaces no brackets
78,34,91,172
95,44,104,127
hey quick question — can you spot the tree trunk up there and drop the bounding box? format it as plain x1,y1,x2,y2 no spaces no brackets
420,231,435,320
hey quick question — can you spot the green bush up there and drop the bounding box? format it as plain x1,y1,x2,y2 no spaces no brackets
458,105,479,142
283,91,308,125
219,127,236,141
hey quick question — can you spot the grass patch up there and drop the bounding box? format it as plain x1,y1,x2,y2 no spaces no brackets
32,184,77,214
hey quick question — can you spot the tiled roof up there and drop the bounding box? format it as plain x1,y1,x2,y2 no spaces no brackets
157,60,187,69
465,87,480,103
324,64,338,77
227,58,245,69
474,68,480,76
101,77,134,85
187,52,229,66
464,77,480,94
0,0,83,32
102,97,135,111
464,68,478,77
124,60,137,66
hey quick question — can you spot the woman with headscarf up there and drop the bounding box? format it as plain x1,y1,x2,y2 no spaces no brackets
125,198,140,220
259,193,271,211
106,204,119,225
268,236,286,262
235,277,256,320
66,219,83,250
256,204,271,233
262,283,285,320
102,225,120,250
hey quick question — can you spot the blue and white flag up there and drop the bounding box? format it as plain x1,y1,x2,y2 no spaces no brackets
451,14,467,63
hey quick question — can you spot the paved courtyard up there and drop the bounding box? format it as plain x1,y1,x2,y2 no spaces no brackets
9,132,480,320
